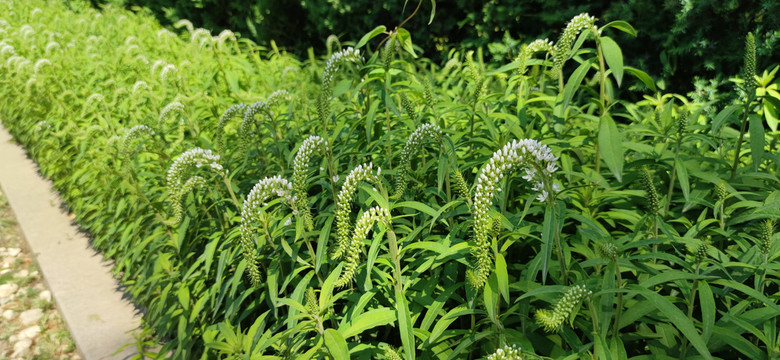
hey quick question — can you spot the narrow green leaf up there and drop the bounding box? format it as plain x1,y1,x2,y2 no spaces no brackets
396,28,417,58
712,104,741,135
562,59,593,111
748,113,765,171
712,327,765,360
339,307,395,338
624,66,656,92
675,160,690,202
540,204,555,284
356,25,387,49
495,253,510,304
397,294,416,360
428,0,436,24
601,20,637,36
600,36,624,87
711,279,780,313
698,281,715,342
599,115,624,182
320,263,343,312
324,328,350,359
629,285,713,360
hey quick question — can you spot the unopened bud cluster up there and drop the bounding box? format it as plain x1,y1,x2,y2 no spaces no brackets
535,285,592,332
469,139,559,288
743,32,756,94
394,123,442,196
336,206,390,287
240,90,290,152
677,110,688,136
332,163,379,260
759,219,775,256
552,13,597,77
487,344,522,360
640,166,659,215
694,241,709,264
452,168,471,202
239,175,296,287
599,242,618,261
293,136,329,230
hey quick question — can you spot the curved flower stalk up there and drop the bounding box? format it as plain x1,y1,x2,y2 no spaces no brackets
535,285,591,332
240,90,291,154
336,206,391,287
317,47,361,129
332,163,380,259
515,38,554,76
214,103,248,155
292,135,330,231
469,139,559,289
394,123,442,197
487,344,523,360
239,175,297,287
552,13,597,79
119,124,155,155
158,101,185,129
165,147,224,226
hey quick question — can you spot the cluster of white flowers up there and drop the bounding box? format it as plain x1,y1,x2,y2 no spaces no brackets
215,29,235,44
553,13,597,77
33,58,50,74
239,175,296,287
166,147,223,196
394,123,442,196
536,285,591,333
84,93,104,108
131,80,148,95
215,103,248,154
158,101,185,127
151,59,167,74
30,8,42,19
156,28,175,40
293,135,330,230
0,41,15,58
173,19,194,32
317,47,361,123
516,38,554,75
486,344,522,360
190,28,211,46
19,24,34,40
239,90,290,152
336,206,391,287
120,125,155,154
160,63,177,83
332,163,379,260
34,120,51,133
6,55,29,72
44,41,59,55
469,139,559,288
124,36,138,46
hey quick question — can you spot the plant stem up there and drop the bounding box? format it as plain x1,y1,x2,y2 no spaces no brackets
731,93,754,179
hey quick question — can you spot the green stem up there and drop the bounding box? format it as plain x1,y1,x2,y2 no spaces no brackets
666,137,683,214
731,94,754,179
612,259,623,336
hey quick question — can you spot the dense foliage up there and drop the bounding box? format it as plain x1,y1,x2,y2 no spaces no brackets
109,0,780,94
2,1,780,360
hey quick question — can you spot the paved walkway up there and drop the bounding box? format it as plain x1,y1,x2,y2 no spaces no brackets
0,125,140,360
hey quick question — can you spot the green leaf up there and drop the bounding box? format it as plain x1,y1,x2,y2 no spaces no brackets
675,159,690,202
628,285,713,360
601,20,637,37
624,66,656,92
562,59,593,111
698,280,715,342
712,104,741,135
748,113,765,171
600,36,624,87
712,327,765,359
711,279,780,313
428,0,436,25
397,294,416,360
599,115,624,182
324,328,350,359
396,28,417,58
495,253,509,304
320,263,343,312
356,25,387,49
540,203,556,284
339,307,395,338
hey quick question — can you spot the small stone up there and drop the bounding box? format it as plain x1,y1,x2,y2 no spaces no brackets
0,283,19,297
12,339,33,357
15,269,29,278
6,247,21,257
2,309,15,320
33,283,45,292
29,271,38,277
18,325,41,340
19,308,43,326
39,290,51,302
0,269,10,275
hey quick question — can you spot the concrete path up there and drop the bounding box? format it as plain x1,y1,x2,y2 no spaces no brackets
0,125,140,360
